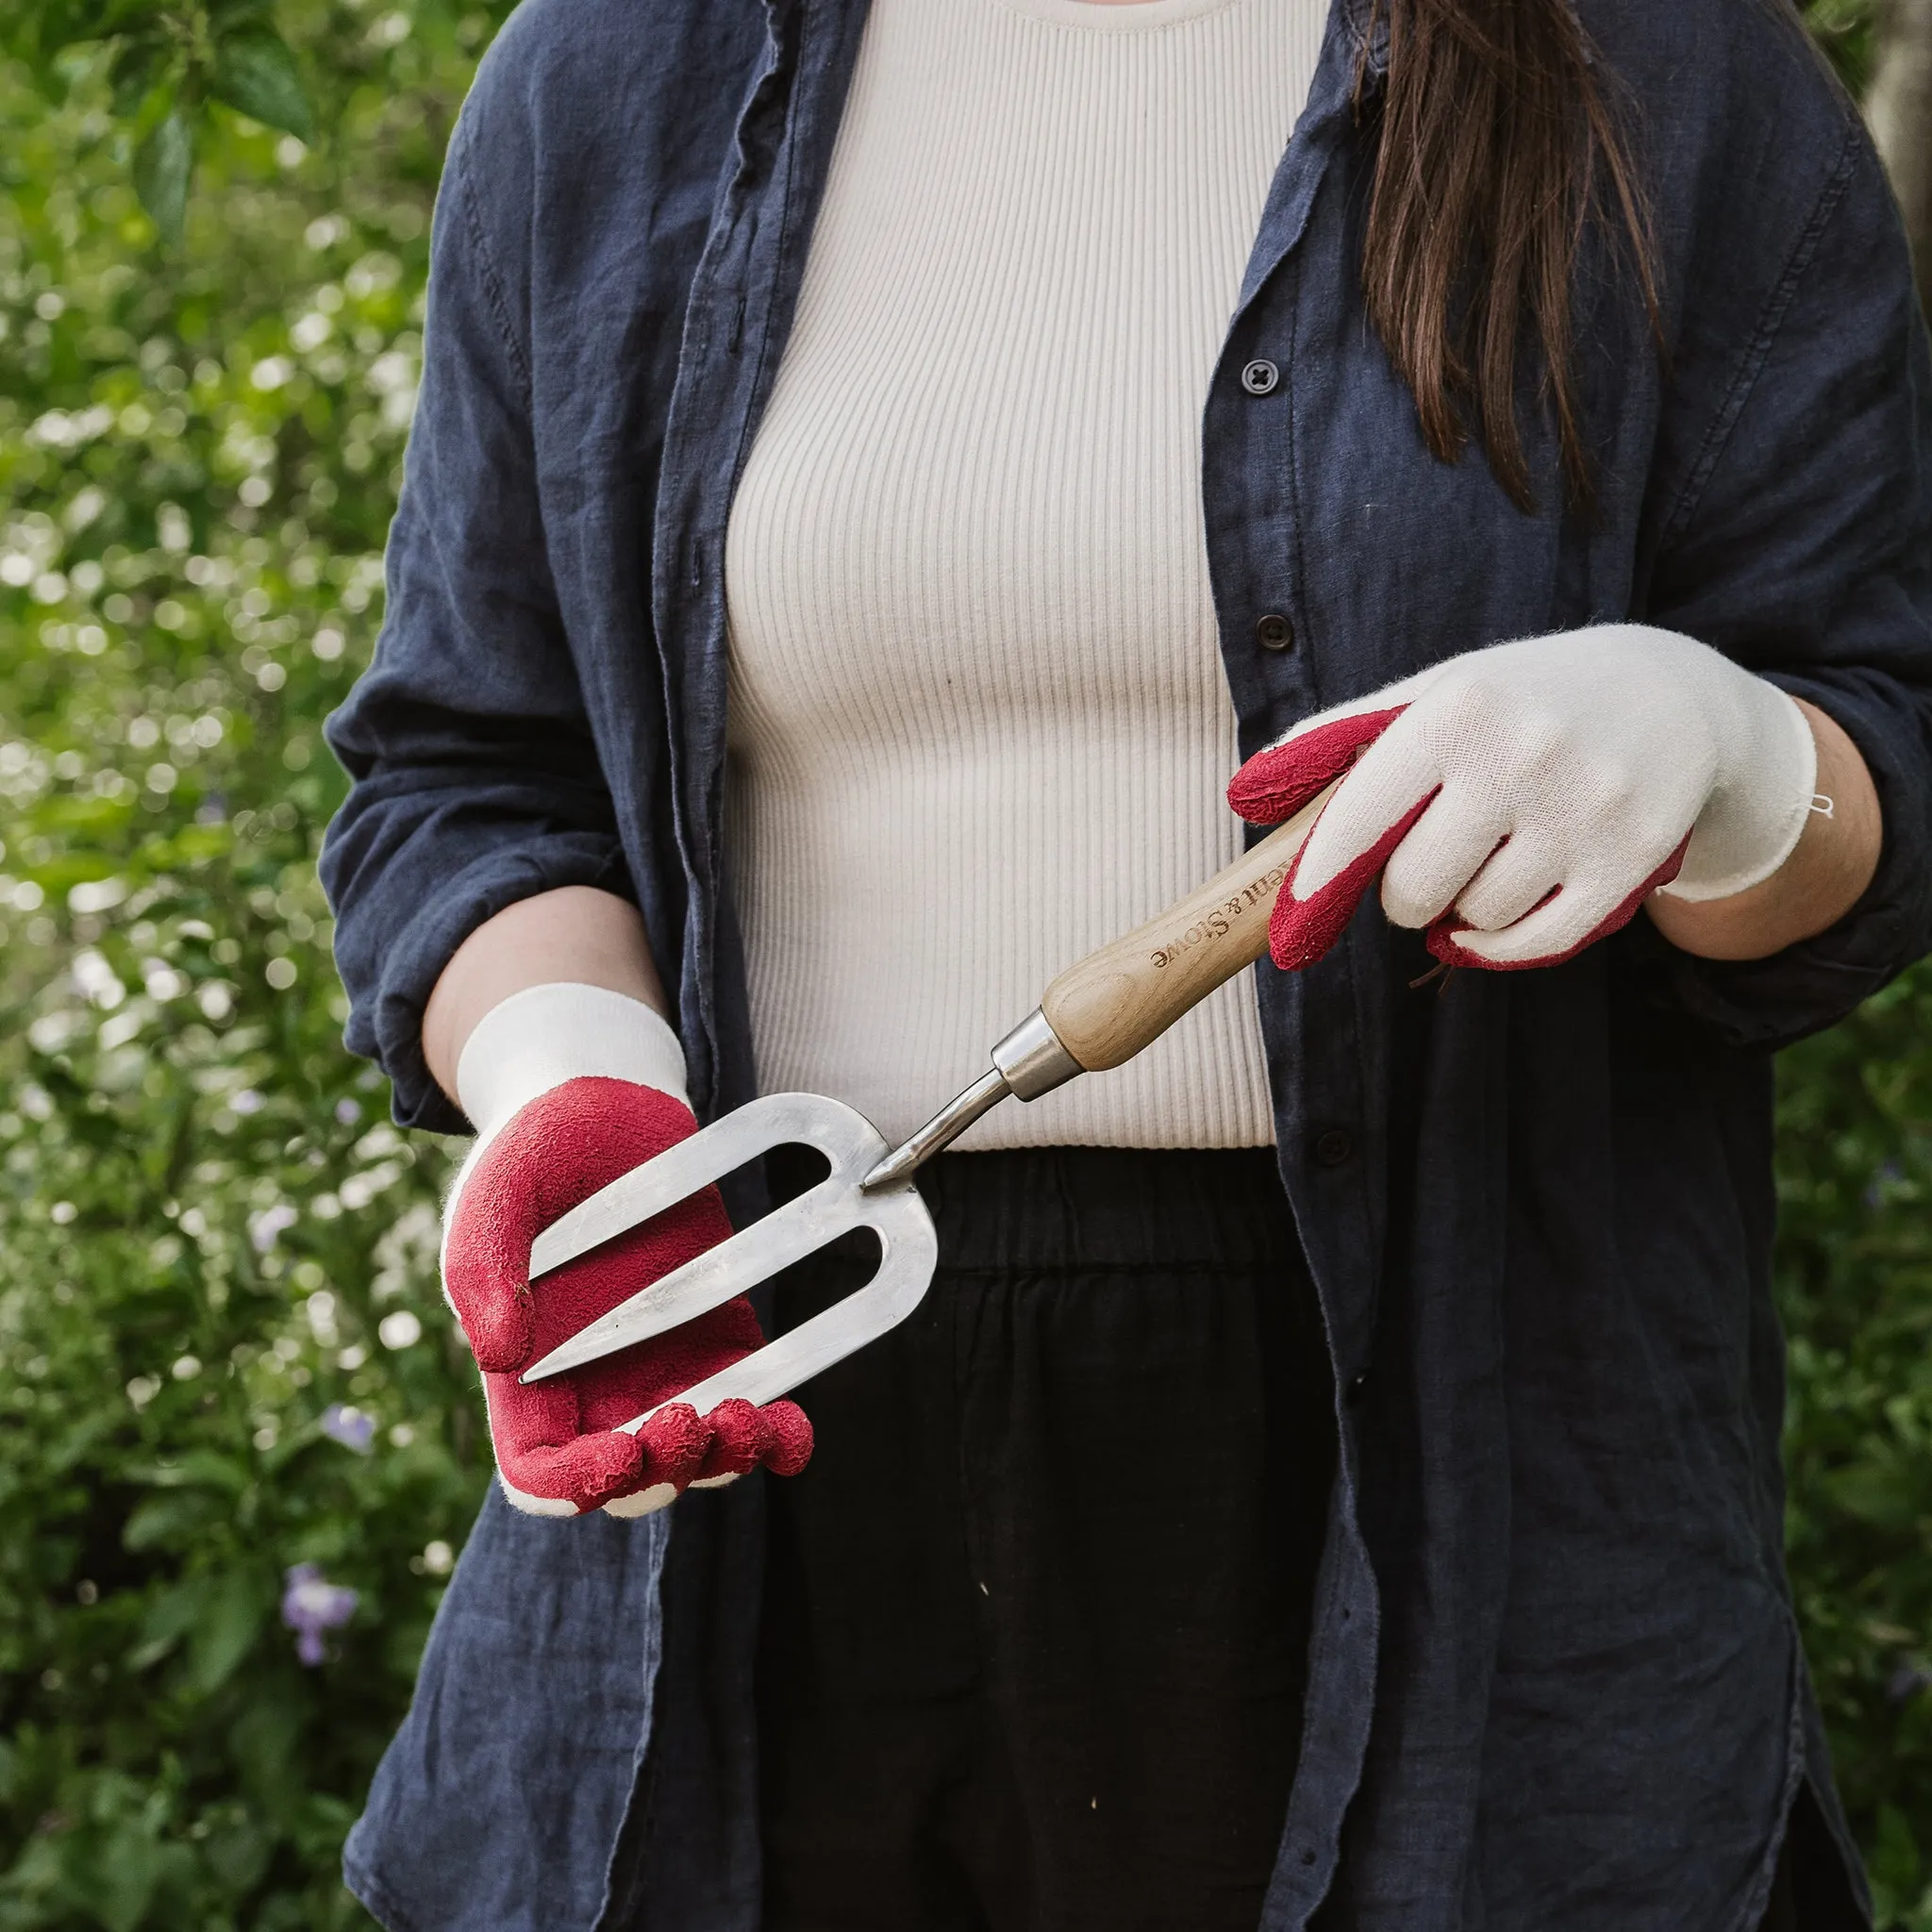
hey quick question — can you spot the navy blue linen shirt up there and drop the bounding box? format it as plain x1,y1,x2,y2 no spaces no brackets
319,0,1932,1925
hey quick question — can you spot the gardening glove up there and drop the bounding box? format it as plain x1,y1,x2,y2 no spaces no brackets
441,982,812,1519
1228,624,1818,973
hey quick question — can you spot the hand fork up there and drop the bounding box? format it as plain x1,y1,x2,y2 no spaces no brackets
519,786,1335,1428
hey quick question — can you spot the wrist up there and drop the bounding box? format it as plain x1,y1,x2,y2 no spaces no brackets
454,982,690,1142
423,887,673,1101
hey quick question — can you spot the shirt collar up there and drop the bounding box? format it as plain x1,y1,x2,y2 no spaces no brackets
1341,0,1389,80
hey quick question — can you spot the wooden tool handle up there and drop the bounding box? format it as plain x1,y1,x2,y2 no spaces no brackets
1039,785,1335,1074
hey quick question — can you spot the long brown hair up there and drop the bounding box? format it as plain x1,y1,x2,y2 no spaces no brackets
1357,0,1658,512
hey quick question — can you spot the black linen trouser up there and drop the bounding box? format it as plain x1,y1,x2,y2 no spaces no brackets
757,1145,1335,1932
752,1144,1829,1932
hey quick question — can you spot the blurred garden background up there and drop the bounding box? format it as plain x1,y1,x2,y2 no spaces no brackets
1,0,1931,1925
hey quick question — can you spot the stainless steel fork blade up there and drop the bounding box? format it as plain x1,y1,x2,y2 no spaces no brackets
517,1093,938,1413
527,1090,877,1282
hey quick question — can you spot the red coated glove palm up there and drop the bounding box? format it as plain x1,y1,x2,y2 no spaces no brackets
441,1075,812,1518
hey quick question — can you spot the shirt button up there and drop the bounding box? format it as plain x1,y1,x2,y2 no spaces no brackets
1255,612,1295,652
1241,358,1280,395
1312,1127,1354,1167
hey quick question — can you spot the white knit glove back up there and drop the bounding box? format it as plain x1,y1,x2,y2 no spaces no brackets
1228,624,1818,972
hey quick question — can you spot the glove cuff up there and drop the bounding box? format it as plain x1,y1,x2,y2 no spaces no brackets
455,983,690,1144
1657,681,1818,904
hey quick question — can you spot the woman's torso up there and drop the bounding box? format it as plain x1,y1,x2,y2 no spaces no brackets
724,0,1327,1149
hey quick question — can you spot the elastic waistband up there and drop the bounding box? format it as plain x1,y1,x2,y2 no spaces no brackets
901,1145,1300,1274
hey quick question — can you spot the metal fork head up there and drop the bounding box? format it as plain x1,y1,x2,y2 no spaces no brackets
517,1093,939,1429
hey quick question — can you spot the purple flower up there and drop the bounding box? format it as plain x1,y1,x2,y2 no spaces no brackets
320,1404,375,1453
280,1563,358,1666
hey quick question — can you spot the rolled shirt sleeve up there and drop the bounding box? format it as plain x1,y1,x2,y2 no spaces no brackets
1639,115,1932,1049
320,85,631,1133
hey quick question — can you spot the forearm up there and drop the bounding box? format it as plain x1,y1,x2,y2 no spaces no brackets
1646,699,1881,962
422,885,671,1103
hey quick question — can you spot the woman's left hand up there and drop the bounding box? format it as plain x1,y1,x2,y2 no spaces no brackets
1228,624,1828,973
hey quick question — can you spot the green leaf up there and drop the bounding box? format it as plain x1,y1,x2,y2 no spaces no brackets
176,1448,253,1493
64,1828,162,1932
202,1812,273,1890
46,1407,120,1474
209,26,311,142
186,1570,270,1693
1825,1455,1922,1531
8,0,118,64
61,1823,197,1932
129,1575,209,1668
123,1490,220,1551
230,1690,305,1819
107,32,170,120
127,1449,248,1491
125,1634,182,1673
1874,1804,1926,1899
132,103,192,246
97,0,168,36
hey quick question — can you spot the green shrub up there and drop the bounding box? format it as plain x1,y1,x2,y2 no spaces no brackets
0,11,493,1923
1779,987,1932,1930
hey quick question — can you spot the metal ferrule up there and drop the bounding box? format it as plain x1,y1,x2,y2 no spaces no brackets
988,1007,1081,1101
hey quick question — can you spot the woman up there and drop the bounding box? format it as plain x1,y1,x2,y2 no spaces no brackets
319,0,1932,1924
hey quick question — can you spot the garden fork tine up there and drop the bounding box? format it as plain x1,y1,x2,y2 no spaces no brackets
518,1092,938,1429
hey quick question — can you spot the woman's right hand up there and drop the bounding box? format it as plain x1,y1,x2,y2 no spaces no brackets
441,983,812,1519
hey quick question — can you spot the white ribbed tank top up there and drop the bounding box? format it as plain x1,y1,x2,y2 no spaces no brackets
724,0,1324,1150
